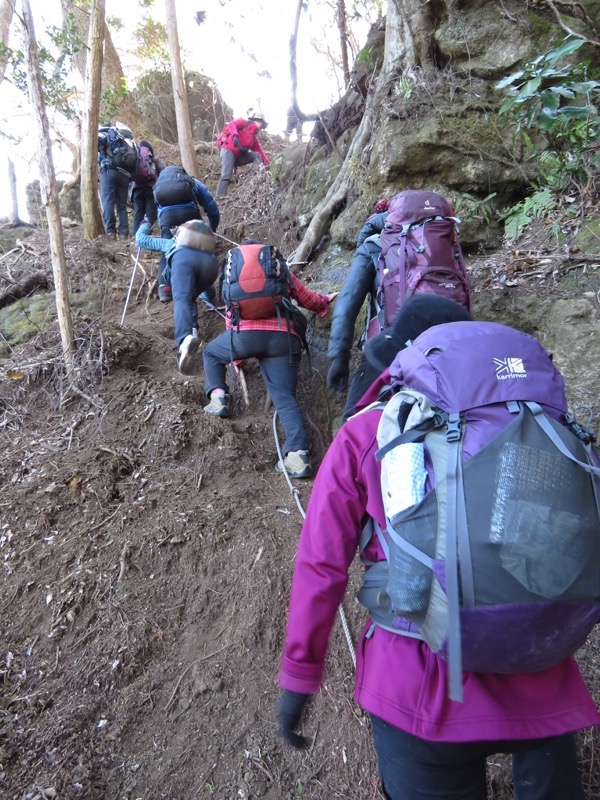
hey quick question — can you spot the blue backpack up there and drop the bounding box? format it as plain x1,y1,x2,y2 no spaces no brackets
358,321,600,701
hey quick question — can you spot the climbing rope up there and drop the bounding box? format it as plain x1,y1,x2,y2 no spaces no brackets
271,410,356,668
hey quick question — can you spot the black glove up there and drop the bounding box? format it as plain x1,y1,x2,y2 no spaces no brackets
278,690,311,749
232,135,240,148
239,145,249,154
327,357,350,394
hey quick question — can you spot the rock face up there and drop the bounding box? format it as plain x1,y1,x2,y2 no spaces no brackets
133,70,232,144
272,0,598,254
26,181,82,227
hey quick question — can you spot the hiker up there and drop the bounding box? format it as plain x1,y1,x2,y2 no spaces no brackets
153,165,220,303
130,140,165,235
284,106,303,142
135,219,219,375
215,113,271,199
202,240,337,479
278,295,600,800
97,125,138,240
326,197,390,418
327,190,470,421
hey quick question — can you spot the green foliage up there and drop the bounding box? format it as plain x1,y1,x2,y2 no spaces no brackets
100,80,130,125
453,192,498,225
0,12,84,121
134,18,169,71
502,188,557,242
496,36,600,240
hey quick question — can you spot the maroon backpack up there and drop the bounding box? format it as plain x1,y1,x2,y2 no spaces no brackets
130,145,157,185
376,190,471,330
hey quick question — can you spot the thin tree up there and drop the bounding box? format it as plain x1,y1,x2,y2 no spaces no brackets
80,0,105,239
20,0,75,370
290,0,319,127
336,0,350,86
0,0,14,82
7,157,23,225
164,0,197,177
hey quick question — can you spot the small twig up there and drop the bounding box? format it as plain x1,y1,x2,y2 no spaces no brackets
87,506,121,534
164,643,234,711
117,541,130,582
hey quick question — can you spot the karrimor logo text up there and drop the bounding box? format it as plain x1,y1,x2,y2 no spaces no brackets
494,356,527,380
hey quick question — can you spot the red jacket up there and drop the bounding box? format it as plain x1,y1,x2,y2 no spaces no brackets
279,369,600,742
217,118,270,165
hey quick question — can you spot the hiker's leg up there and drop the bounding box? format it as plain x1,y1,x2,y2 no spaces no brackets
343,352,380,421
115,171,130,236
170,253,197,345
157,206,200,284
99,169,117,236
258,333,306,454
370,715,488,800
512,734,585,800
216,149,236,199
144,187,158,229
203,330,236,397
132,188,145,234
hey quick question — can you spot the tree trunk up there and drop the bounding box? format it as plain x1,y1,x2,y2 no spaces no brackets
289,0,318,124
81,0,105,239
20,0,75,371
292,0,436,265
336,0,350,87
0,0,13,82
7,158,21,225
164,0,197,177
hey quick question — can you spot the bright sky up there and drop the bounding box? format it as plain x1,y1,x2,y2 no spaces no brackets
0,0,373,218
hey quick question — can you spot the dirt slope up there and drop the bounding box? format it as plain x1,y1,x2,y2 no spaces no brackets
2,172,600,799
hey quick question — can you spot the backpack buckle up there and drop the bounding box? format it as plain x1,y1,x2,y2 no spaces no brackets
445,413,462,442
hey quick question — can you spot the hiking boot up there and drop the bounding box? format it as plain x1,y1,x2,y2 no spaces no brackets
177,333,200,375
275,450,312,479
118,232,129,241
203,392,229,418
106,232,116,240
158,284,172,303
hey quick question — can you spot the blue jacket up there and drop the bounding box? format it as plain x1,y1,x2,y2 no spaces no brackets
156,178,220,232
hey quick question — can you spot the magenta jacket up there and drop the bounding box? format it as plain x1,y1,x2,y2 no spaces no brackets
279,371,600,742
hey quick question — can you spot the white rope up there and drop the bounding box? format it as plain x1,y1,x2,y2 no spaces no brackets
272,410,356,667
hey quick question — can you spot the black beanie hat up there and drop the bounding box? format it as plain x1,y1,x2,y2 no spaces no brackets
139,140,154,154
364,295,473,374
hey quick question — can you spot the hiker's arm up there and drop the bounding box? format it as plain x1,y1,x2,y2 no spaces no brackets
327,243,378,361
227,118,245,136
279,421,373,695
290,273,330,316
135,221,171,253
194,180,220,231
251,139,270,166
357,211,388,246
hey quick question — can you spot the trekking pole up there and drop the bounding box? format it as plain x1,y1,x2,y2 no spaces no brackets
200,297,226,319
121,247,141,325
214,232,240,247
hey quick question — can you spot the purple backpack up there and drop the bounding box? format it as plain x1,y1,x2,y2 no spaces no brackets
377,190,471,329
130,145,157,185
358,321,600,701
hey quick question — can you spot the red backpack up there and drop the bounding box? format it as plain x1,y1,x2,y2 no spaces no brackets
376,190,471,330
221,244,293,323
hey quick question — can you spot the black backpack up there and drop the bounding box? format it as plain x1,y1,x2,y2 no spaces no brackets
101,127,138,174
153,166,196,206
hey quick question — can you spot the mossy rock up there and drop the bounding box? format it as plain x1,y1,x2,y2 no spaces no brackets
0,288,102,361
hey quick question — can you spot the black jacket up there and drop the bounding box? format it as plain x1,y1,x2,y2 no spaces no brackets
327,211,388,361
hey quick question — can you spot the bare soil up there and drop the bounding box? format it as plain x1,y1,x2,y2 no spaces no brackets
2,178,600,800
